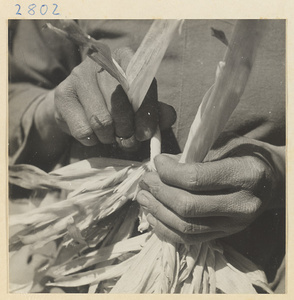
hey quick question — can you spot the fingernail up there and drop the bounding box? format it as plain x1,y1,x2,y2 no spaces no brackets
141,207,149,215
79,134,99,146
135,127,153,142
139,179,150,191
116,135,141,152
146,214,156,227
137,191,150,207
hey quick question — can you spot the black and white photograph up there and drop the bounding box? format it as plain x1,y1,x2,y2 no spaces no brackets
8,18,286,294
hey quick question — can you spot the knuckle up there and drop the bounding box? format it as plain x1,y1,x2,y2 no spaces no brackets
246,198,261,215
177,195,194,217
185,164,205,190
251,157,266,179
70,66,87,85
246,156,270,189
71,61,88,78
54,84,63,100
179,222,194,234
140,172,162,195
233,156,262,189
71,125,93,140
185,167,198,190
90,115,113,131
150,183,161,198
147,175,162,195
70,59,99,82
148,202,160,218
71,65,81,78
55,79,76,101
238,195,261,217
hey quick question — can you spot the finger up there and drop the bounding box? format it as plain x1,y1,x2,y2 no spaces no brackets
98,71,135,139
137,190,227,234
135,79,159,141
115,48,175,138
139,172,255,218
158,102,177,131
111,86,141,152
147,214,226,245
55,80,98,146
110,85,135,138
98,48,142,151
73,58,115,144
98,71,140,151
154,154,257,192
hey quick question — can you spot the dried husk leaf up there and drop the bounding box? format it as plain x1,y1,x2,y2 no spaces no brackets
10,242,57,293
190,242,209,293
45,21,128,90
68,166,133,197
108,203,140,244
178,243,202,282
138,207,150,233
51,157,141,177
10,157,141,193
18,216,73,245
110,233,162,293
180,20,266,164
48,233,150,278
47,255,136,287
9,164,67,191
126,20,183,111
206,246,216,293
180,273,193,293
222,243,272,293
154,239,178,293
66,217,87,246
10,282,34,293
214,251,257,294
201,267,209,293
10,187,113,227
223,243,269,285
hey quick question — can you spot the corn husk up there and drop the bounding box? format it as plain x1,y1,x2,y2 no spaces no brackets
126,20,183,111
180,20,266,164
44,21,129,91
47,233,150,278
9,20,272,294
46,20,182,112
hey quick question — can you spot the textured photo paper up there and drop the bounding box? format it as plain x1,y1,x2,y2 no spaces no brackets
1,1,293,299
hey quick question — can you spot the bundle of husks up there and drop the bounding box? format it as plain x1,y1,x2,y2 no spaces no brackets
9,20,272,294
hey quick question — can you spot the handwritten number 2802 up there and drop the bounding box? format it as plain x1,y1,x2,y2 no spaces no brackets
15,4,60,16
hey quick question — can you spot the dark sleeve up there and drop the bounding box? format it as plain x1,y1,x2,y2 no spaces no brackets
9,20,81,165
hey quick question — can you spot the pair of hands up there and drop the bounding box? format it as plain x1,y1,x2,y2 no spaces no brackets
35,48,284,245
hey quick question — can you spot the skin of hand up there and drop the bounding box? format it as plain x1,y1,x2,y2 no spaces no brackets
34,47,176,153
137,132,285,245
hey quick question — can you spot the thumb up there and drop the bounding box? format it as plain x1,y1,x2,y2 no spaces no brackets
158,102,177,131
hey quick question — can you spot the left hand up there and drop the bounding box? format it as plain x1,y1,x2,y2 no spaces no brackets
137,132,285,244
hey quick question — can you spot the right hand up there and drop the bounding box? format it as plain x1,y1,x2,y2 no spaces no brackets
137,133,285,244
53,48,176,151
